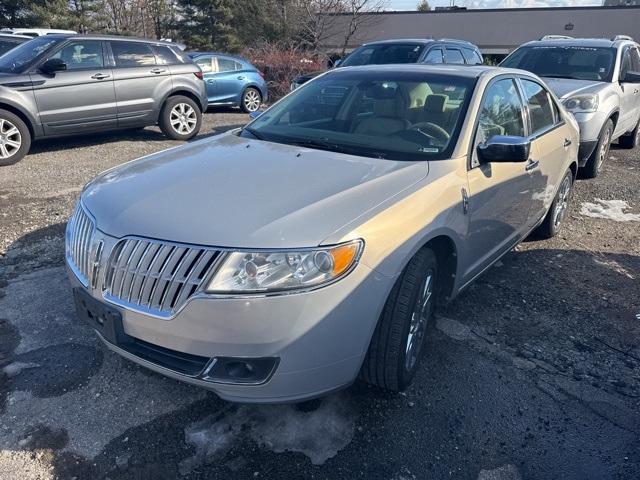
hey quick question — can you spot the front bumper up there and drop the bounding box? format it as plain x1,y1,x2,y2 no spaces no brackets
67,230,394,403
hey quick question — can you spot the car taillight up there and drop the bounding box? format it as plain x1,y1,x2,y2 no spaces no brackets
194,72,203,80
259,71,265,78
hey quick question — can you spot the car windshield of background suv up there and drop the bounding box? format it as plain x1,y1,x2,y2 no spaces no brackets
501,46,616,82
341,44,427,66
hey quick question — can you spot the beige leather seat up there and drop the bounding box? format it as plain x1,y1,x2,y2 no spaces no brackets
353,92,409,136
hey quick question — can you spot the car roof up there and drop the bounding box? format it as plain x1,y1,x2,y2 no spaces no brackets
362,38,477,48
27,33,183,45
324,63,530,79
188,52,248,61
0,33,32,41
523,37,635,49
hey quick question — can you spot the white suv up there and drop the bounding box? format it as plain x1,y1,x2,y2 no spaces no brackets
501,35,640,178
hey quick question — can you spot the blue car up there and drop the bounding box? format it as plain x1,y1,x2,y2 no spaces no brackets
188,53,268,113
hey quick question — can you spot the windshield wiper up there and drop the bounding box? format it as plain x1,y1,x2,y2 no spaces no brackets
243,126,265,140
539,74,580,80
290,140,364,156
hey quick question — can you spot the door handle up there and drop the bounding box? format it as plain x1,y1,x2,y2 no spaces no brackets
207,79,215,84
150,68,166,74
237,76,245,80
525,159,539,171
91,73,110,80
564,138,572,147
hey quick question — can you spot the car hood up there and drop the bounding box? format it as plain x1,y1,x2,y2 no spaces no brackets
82,132,429,249
541,77,608,99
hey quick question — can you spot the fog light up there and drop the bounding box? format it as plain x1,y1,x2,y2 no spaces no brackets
201,356,279,385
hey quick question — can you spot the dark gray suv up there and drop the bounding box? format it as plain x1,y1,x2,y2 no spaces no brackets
290,38,483,90
0,34,207,166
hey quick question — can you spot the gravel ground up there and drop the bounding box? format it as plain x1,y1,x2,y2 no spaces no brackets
0,112,639,480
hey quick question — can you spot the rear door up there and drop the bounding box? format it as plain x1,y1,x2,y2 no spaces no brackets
212,57,245,104
30,39,116,135
109,41,171,127
518,77,573,225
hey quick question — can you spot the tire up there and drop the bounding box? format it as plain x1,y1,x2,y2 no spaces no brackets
0,109,31,166
582,119,613,179
241,88,261,113
618,117,640,149
360,247,438,391
536,169,573,239
159,96,201,140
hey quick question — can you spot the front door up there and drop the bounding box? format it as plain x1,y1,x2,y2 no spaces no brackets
30,40,116,135
463,77,534,283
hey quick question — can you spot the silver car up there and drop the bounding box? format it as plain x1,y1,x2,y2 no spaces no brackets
66,65,579,403
501,35,640,178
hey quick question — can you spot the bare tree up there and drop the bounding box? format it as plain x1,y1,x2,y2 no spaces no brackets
337,0,387,57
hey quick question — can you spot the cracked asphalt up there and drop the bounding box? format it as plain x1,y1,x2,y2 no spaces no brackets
0,110,639,480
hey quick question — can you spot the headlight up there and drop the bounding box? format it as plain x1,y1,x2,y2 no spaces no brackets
290,81,300,91
205,240,363,294
563,94,599,113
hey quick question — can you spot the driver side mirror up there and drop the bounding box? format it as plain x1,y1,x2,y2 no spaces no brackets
39,58,67,74
477,135,530,164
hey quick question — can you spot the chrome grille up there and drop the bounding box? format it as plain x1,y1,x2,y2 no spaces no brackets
103,238,221,317
66,203,97,287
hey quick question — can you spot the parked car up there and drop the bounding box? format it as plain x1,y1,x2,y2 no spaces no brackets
67,64,578,404
290,38,483,90
0,33,31,56
500,35,640,178
187,52,268,112
0,34,207,166
0,28,77,37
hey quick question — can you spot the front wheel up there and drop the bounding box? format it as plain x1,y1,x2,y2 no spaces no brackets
535,169,573,239
0,109,31,166
159,96,201,140
360,247,438,391
582,119,612,179
241,88,262,113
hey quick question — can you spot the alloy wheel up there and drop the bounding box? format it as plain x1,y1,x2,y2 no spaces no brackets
0,118,22,159
405,269,434,372
170,103,198,135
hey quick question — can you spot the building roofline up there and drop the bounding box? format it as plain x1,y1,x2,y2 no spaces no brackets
327,5,640,16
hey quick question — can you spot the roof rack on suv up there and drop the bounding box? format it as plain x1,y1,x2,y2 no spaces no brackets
539,35,573,41
437,38,472,44
612,35,633,41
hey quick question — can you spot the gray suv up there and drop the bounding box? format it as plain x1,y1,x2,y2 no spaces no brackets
501,35,640,178
0,34,207,166
290,38,483,90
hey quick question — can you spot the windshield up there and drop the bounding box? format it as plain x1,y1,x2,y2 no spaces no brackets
241,69,475,161
501,45,616,82
341,43,427,67
0,36,60,73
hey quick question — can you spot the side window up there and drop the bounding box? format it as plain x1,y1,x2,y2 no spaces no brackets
217,58,237,72
472,78,525,167
521,79,557,134
51,41,104,70
111,42,156,67
195,57,214,73
424,48,443,64
445,48,465,64
462,48,483,65
630,47,640,73
151,45,179,65
620,47,633,81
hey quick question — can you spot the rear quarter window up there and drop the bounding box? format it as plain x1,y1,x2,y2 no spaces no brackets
152,45,186,64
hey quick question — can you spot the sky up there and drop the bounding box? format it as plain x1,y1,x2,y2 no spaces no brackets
387,0,603,10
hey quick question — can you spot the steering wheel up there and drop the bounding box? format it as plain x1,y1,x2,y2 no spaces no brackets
409,122,450,143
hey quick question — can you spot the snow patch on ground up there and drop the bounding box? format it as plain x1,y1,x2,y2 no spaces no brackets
579,199,640,222
179,394,355,474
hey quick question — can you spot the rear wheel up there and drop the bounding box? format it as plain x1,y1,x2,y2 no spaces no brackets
582,119,612,179
159,96,201,140
241,88,261,113
0,110,30,166
360,247,438,391
618,117,640,149
536,169,573,239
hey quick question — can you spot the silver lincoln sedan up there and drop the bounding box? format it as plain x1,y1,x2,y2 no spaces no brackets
66,64,579,403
